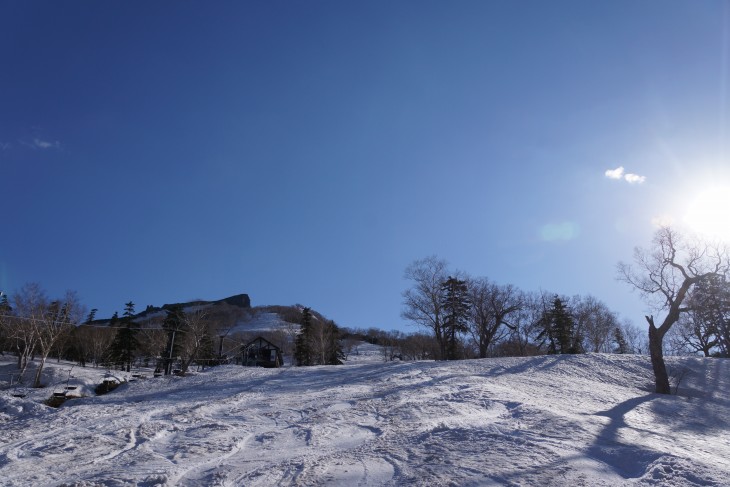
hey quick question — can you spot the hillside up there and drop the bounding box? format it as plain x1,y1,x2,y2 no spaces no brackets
93,297,304,339
1,354,729,486
92,294,253,326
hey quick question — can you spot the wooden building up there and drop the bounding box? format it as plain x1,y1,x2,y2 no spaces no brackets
241,337,283,368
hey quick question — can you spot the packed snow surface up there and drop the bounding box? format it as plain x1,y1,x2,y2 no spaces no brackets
1,353,729,486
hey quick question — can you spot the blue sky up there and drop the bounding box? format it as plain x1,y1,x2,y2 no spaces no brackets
2,1,730,330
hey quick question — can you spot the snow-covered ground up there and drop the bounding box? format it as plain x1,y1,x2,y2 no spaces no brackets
342,342,386,364
228,311,294,335
1,353,728,486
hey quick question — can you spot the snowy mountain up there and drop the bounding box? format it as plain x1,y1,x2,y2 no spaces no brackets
1,353,728,486
227,311,297,335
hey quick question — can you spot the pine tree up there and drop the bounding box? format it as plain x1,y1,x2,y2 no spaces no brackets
440,276,470,360
540,296,577,354
85,308,98,324
107,303,139,371
123,301,135,320
294,307,313,366
324,320,345,365
0,293,11,314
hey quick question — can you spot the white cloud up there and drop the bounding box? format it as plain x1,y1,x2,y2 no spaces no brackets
605,166,646,184
624,173,646,184
605,166,625,179
0,142,10,151
33,138,60,149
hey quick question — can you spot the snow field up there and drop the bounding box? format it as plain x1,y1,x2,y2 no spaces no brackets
0,353,729,486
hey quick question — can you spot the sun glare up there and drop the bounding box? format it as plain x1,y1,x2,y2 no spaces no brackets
683,186,730,242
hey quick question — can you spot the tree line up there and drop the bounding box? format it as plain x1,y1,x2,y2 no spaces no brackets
0,287,252,386
3,226,727,396
400,227,730,395
0,285,350,388
401,256,643,361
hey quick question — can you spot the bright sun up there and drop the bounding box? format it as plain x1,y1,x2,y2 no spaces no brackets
683,186,730,242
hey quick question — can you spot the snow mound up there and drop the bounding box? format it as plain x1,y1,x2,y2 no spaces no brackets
1,354,728,486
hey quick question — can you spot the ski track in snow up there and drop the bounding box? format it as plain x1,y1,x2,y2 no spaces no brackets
1,353,729,486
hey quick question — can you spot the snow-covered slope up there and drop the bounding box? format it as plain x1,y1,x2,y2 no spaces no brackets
1,354,728,486
227,311,295,335
343,341,385,364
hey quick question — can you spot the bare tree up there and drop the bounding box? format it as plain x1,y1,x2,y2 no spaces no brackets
13,284,83,387
572,295,619,353
341,335,361,360
400,332,439,360
672,312,719,357
136,315,167,367
88,325,117,367
376,330,404,362
618,318,646,354
7,311,38,378
402,256,449,359
178,308,214,374
468,278,522,358
306,317,343,365
685,273,730,356
496,290,548,356
10,284,48,381
618,227,730,394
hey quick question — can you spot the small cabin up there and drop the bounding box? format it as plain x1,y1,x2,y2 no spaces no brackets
242,337,283,368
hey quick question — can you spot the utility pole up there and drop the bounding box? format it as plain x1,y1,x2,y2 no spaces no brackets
166,329,176,375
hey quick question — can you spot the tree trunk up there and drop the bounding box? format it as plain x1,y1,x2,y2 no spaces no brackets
33,356,47,388
647,316,671,394
435,326,446,360
181,355,195,375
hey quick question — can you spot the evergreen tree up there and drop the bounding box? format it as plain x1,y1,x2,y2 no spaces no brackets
440,276,470,360
85,308,98,324
0,293,11,314
540,296,577,354
108,303,139,371
294,307,313,366
324,320,345,365
123,301,135,320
